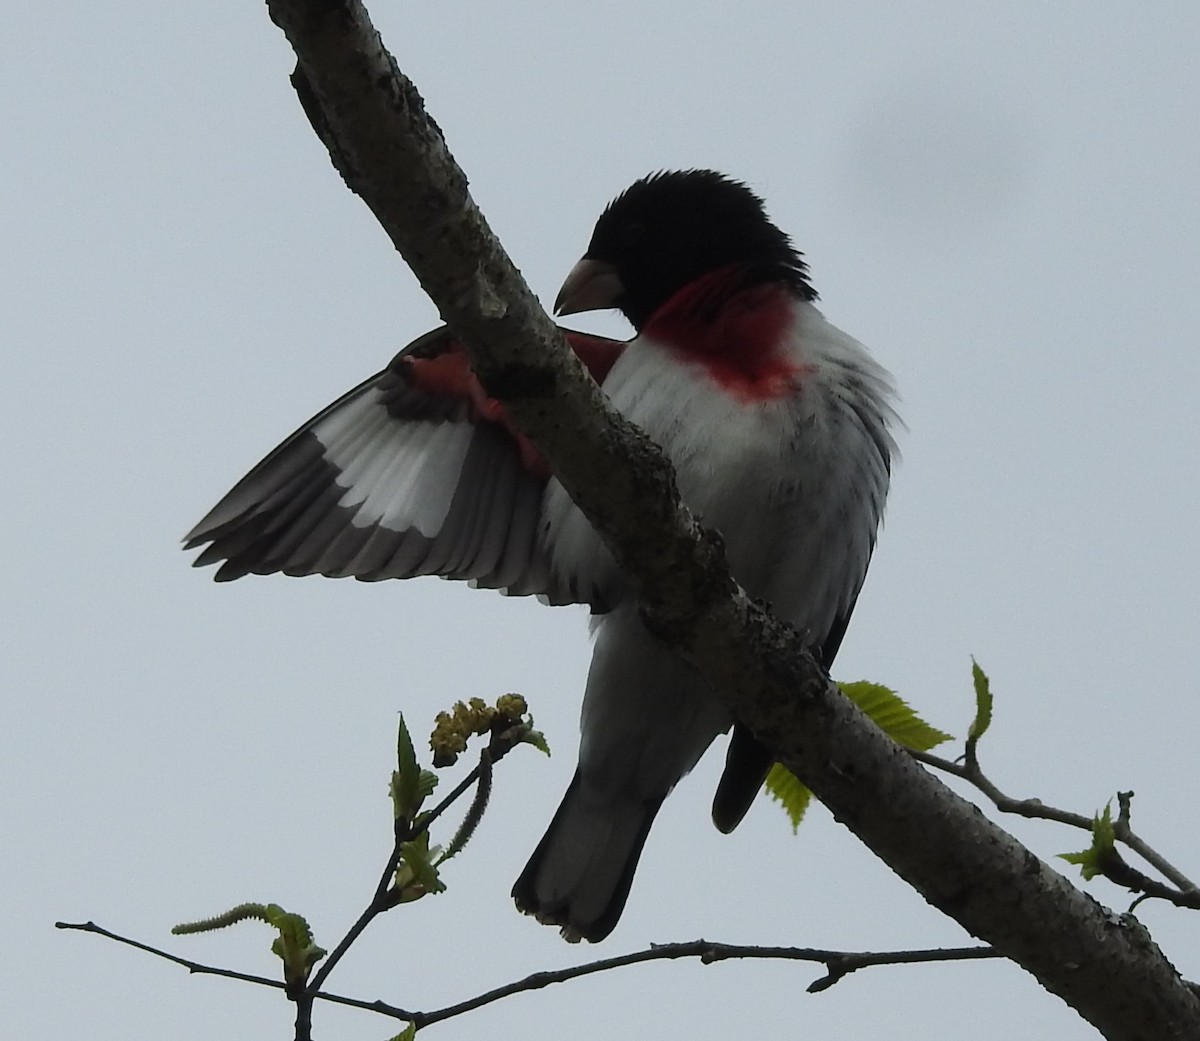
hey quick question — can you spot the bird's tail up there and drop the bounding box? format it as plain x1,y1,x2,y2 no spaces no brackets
512,771,663,943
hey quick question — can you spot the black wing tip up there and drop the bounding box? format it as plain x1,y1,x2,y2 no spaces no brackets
710,725,774,834
182,537,259,582
194,556,250,582
183,534,225,575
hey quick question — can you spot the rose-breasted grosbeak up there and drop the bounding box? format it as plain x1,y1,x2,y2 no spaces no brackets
186,170,896,942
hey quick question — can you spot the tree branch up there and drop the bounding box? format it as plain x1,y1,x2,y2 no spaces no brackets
399,940,1002,1028
1114,790,1199,897
55,919,401,1020
260,2,1200,1037
912,752,1200,903
56,920,1000,1029
56,920,289,991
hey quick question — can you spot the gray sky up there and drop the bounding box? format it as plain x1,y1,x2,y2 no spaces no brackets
6,2,1200,1038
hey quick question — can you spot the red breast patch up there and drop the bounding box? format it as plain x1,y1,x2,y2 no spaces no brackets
643,269,804,402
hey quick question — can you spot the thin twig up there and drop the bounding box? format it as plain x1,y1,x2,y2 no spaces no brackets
1110,791,1198,895
312,752,490,993
806,944,1002,993
910,750,1095,828
1099,849,1200,911
294,993,313,1041
397,940,1001,1026
56,920,290,991
308,839,402,992
410,764,482,841
911,749,1199,897
56,920,401,1018
59,919,1000,1029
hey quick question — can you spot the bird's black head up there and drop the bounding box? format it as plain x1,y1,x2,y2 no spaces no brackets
555,170,815,331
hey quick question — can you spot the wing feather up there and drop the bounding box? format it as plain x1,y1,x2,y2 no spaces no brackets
186,326,626,604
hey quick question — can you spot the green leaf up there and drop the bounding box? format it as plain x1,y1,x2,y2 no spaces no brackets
395,831,447,902
417,769,439,800
520,714,551,757
391,714,427,824
765,762,814,832
768,681,951,832
264,905,326,984
967,659,993,744
1059,803,1117,881
840,681,953,752
387,1024,417,1041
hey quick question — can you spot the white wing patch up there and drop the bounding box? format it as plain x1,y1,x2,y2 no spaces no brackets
313,388,473,537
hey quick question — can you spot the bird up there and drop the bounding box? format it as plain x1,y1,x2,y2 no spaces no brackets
185,169,896,942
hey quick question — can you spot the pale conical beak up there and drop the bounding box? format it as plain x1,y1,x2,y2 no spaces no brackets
553,258,624,316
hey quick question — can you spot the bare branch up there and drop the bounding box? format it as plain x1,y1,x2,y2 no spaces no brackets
307,837,399,994
911,748,1091,826
1113,791,1199,896
57,920,999,1029
56,920,289,991
408,763,481,843
911,750,1200,902
400,941,1002,1028
55,919,401,1020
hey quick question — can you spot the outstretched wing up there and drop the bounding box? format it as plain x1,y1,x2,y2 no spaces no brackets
185,327,625,602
